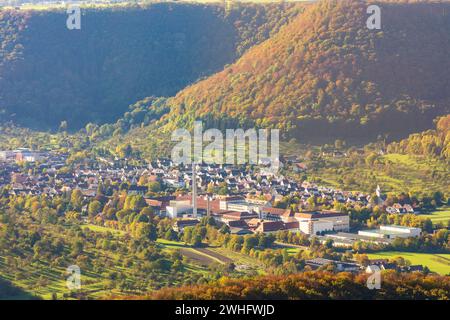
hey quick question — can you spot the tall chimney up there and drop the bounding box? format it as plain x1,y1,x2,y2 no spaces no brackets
192,162,197,217
206,195,211,217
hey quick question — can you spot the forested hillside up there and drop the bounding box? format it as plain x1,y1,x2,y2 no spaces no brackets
0,3,304,129
388,114,450,161
130,271,450,300
154,0,450,142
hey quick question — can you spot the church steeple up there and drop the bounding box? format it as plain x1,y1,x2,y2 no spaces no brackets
376,185,384,205
376,185,381,198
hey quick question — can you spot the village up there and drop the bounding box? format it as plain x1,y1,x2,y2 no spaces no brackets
1,145,449,301
0,148,424,250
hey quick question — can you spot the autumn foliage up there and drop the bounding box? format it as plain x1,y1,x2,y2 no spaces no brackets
125,271,450,300
160,0,450,141
0,3,303,129
388,114,450,160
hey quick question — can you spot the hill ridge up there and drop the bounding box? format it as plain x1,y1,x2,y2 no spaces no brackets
150,0,450,143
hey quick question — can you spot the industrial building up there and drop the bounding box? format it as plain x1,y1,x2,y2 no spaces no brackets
358,225,421,240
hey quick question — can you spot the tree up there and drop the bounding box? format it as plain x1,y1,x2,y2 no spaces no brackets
116,144,132,158
225,262,236,272
242,236,258,253
148,181,162,193
124,195,146,211
140,207,154,220
354,254,370,266
70,189,83,210
219,224,230,234
422,219,433,234
365,153,378,166
71,239,84,257
192,234,203,247
165,229,178,241
88,200,102,218
96,183,105,196
183,227,193,244
206,182,216,194
433,192,443,205
307,196,316,209
217,182,228,195
133,222,157,241
85,123,97,136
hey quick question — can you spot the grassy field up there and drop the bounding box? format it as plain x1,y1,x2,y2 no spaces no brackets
306,153,449,194
367,252,450,275
274,241,308,256
371,154,447,194
82,224,126,236
419,206,450,225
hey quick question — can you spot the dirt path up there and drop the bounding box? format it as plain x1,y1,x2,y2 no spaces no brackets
179,248,217,266
194,248,233,264
274,241,309,251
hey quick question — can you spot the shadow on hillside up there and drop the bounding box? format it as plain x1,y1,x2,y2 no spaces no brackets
0,278,40,300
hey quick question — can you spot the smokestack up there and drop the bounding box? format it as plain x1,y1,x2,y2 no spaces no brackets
192,162,197,217
206,195,211,217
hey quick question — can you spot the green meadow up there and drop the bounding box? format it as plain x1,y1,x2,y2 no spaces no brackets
304,153,449,194
419,207,450,225
367,252,450,275
82,224,126,236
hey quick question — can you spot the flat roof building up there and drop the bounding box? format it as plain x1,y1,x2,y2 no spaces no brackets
295,211,350,235
358,225,421,240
